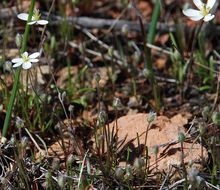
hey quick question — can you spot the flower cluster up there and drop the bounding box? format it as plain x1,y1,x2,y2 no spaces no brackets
183,0,216,22
11,9,48,70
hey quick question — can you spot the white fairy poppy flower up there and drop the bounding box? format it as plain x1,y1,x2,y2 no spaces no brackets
183,0,216,22
17,9,48,25
11,52,40,70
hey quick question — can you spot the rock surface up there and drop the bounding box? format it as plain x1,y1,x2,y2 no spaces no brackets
108,113,207,172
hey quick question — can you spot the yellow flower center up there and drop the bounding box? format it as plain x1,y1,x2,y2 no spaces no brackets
22,54,29,63
202,5,210,16
33,9,41,21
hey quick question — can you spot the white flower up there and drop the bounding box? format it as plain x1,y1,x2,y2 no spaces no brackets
11,51,40,70
17,9,48,25
183,0,216,22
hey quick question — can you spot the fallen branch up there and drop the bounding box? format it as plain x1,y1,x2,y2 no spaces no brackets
51,14,175,33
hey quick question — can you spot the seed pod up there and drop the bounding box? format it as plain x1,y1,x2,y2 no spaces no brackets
21,136,29,148
113,97,123,110
147,111,157,123
15,33,23,48
178,132,186,142
133,157,145,171
152,145,159,155
97,110,108,126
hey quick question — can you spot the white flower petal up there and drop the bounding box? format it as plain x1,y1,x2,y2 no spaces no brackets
11,58,22,63
13,62,23,68
17,13,29,21
23,52,28,57
30,58,39,63
183,8,202,17
190,15,204,21
207,0,216,10
22,62,32,70
193,0,204,10
28,21,37,25
37,20,48,25
203,14,215,22
29,52,40,59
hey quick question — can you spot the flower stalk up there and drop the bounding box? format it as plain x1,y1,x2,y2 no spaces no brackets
2,0,36,140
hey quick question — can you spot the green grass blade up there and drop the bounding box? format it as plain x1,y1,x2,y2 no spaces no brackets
147,0,161,44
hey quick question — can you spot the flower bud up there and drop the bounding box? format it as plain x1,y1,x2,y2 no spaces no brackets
152,145,159,155
133,157,145,171
97,110,108,126
15,33,23,48
147,111,157,123
21,136,29,148
112,97,123,110
178,132,186,142
3,61,12,72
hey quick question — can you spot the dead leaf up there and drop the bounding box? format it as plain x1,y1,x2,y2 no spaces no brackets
56,66,79,89
155,57,167,70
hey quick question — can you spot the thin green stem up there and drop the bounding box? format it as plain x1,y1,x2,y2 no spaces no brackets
185,21,203,86
2,0,36,138
138,0,161,110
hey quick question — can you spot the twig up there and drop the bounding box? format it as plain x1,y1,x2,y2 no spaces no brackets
167,178,185,189
24,128,45,156
205,181,220,190
51,15,176,34
77,150,89,189
159,165,173,190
